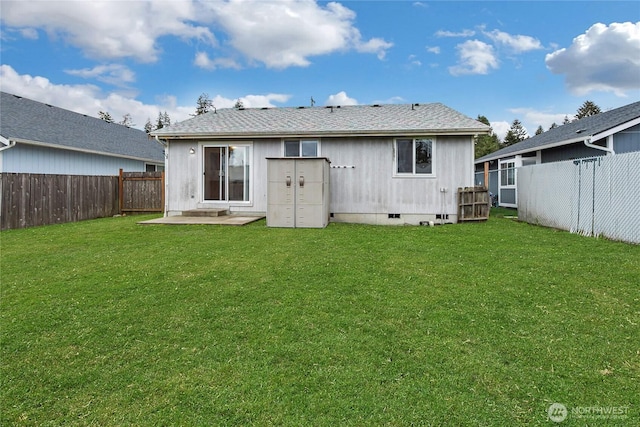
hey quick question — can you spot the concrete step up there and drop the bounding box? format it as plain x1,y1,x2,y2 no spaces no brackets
182,209,228,217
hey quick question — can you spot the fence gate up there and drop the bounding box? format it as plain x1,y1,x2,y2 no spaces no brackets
119,169,165,214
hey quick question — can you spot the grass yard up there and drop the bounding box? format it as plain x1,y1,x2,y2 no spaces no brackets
1,211,638,425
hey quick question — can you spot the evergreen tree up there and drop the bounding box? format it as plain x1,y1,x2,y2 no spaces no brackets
193,93,213,116
144,118,153,134
156,112,164,130
98,111,114,123
576,100,602,119
503,119,528,146
562,115,571,125
474,115,501,158
234,99,244,109
535,125,544,135
119,113,135,127
155,111,171,130
549,122,558,130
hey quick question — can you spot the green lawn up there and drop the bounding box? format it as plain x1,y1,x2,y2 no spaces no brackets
1,212,638,426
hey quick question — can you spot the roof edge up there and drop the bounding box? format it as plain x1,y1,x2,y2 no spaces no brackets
475,106,640,163
153,128,490,140
475,136,591,163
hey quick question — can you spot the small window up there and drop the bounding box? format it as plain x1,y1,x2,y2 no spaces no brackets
284,139,318,157
395,138,434,175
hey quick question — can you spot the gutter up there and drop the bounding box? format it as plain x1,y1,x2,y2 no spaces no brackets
151,128,491,140
583,135,614,155
0,135,16,152
154,135,167,147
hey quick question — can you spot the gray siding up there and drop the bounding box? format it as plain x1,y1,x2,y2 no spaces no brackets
323,135,473,216
614,123,640,154
166,135,475,219
474,170,498,196
541,142,603,163
165,139,280,215
0,143,155,175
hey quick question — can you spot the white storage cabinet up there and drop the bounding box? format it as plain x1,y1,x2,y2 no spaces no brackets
266,157,330,228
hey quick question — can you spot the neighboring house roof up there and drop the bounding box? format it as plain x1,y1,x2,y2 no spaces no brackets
152,103,490,139
476,101,640,163
0,91,164,163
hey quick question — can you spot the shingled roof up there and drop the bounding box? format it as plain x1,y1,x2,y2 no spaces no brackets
476,101,640,163
152,103,490,139
0,92,164,162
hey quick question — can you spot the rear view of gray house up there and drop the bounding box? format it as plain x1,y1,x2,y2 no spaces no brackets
152,103,490,225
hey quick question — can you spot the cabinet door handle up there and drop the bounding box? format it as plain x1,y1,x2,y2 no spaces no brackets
286,176,291,187
299,176,304,187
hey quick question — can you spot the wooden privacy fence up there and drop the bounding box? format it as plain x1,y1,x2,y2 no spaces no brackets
1,170,165,230
119,169,165,214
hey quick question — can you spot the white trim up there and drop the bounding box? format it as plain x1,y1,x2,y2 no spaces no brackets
393,137,437,178
498,157,519,207
476,116,640,164
0,135,16,152
593,116,640,141
281,138,321,157
154,129,489,140
200,141,253,205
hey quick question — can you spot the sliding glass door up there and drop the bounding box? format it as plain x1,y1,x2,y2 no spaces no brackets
203,145,250,202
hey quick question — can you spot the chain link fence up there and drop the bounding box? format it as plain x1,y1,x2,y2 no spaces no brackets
518,151,640,244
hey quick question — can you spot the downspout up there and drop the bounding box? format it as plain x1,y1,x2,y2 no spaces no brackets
154,136,169,216
583,135,615,155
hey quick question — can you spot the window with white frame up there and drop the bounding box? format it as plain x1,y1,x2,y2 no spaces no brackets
284,139,319,157
500,161,516,186
395,138,435,175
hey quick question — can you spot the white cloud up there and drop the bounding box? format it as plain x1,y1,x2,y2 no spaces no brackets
325,91,358,106
373,96,406,104
490,120,511,142
449,40,498,76
509,107,572,134
407,54,422,67
546,22,640,96
20,27,38,40
194,52,241,70
65,64,136,87
0,65,289,129
0,0,216,62
233,94,292,108
1,0,391,69
484,29,543,53
435,29,475,38
204,0,393,68
356,37,394,60
426,46,441,54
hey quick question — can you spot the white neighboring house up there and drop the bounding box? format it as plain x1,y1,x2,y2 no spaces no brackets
152,103,490,225
0,92,165,175
475,101,640,208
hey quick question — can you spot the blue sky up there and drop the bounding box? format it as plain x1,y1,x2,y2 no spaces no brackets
1,0,638,139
